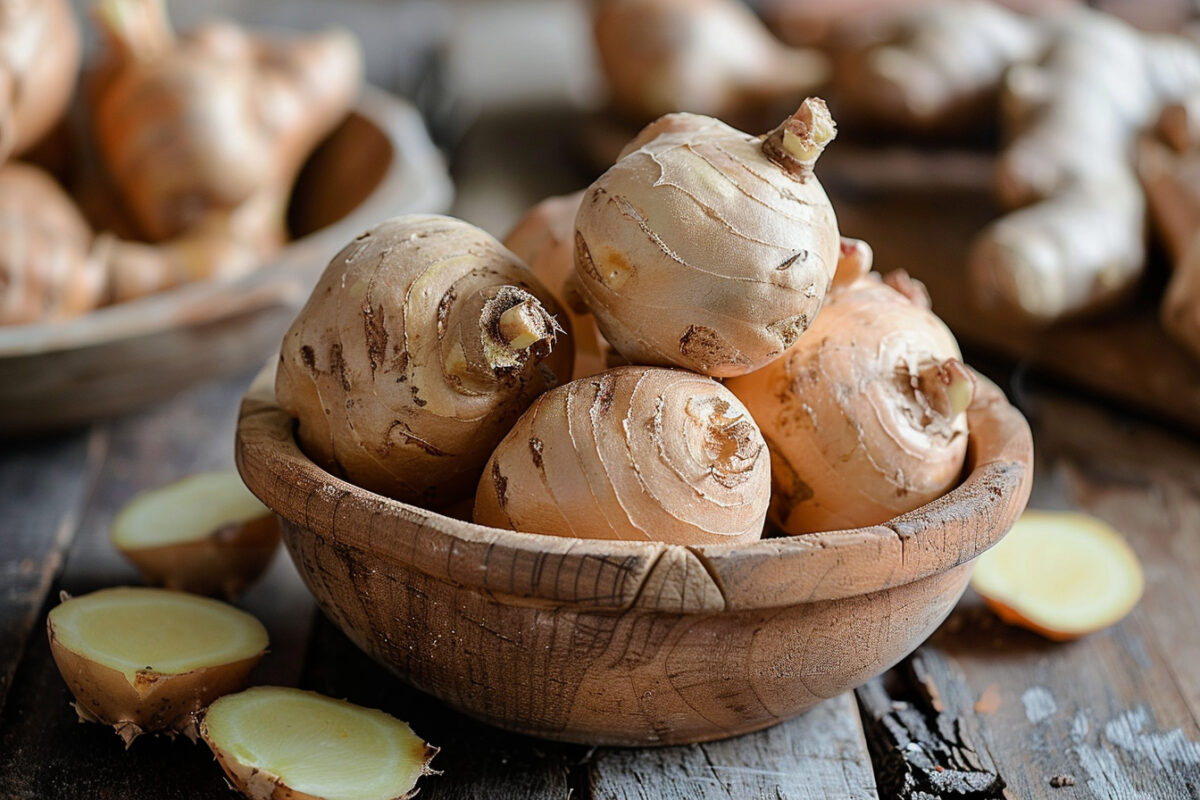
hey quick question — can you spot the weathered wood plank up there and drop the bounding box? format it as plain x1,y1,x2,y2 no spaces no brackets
0,428,106,715
862,384,1200,799
586,694,878,800
0,369,317,799
299,611,584,800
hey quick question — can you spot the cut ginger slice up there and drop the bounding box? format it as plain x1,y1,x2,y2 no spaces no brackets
112,471,279,599
971,510,1144,641
201,687,438,800
48,587,268,745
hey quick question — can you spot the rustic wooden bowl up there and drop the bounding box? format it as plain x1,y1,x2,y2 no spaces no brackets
235,366,1033,746
0,88,452,438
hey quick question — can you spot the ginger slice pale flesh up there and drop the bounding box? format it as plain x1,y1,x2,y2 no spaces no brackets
111,471,279,598
971,510,1143,641
201,687,438,800
48,587,268,744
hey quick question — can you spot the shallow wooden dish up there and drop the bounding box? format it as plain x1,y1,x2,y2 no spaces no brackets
236,366,1032,746
0,87,452,438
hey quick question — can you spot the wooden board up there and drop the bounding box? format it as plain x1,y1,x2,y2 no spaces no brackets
820,145,1200,436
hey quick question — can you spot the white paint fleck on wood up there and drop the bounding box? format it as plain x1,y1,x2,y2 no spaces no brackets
1021,686,1057,724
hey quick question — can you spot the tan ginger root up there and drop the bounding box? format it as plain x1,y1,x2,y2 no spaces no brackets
0,0,81,162
503,191,610,379
1137,119,1200,362
593,0,829,124
474,366,770,545
726,269,973,535
89,0,361,243
202,687,438,800
276,215,573,508
971,510,1143,641
972,8,1200,322
575,98,841,378
837,1,1046,134
0,161,276,325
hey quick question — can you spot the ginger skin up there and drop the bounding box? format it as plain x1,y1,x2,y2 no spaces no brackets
0,0,81,163
726,263,972,535
276,215,573,508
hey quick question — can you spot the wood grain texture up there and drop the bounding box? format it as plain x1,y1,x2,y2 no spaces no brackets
587,693,877,799
0,370,316,799
0,89,452,437
235,365,1032,745
821,145,1200,436
0,429,106,714
866,385,1200,798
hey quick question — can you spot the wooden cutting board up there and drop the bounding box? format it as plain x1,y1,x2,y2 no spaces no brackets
820,145,1200,436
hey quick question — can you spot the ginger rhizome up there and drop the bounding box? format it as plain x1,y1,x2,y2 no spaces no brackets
574,98,841,377
276,215,573,508
726,267,973,535
47,587,268,746
112,471,280,599
837,1,1046,134
201,687,438,800
592,0,829,125
89,0,362,245
474,366,770,545
504,191,610,379
971,510,1143,641
0,0,80,162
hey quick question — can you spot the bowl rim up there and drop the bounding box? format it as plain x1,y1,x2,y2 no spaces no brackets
235,365,1033,614
0,86,453,358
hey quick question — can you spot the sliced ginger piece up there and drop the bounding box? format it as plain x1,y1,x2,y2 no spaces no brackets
112,471,280,599
971,510,1144,641
48,587,268,745
201,687,438,800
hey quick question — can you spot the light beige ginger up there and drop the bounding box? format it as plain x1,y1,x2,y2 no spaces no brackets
0,0,80,162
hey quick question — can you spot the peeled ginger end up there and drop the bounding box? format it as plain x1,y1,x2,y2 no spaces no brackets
971,511,1143,641
47,587,268,744
201,687,438,800
112,471,279,598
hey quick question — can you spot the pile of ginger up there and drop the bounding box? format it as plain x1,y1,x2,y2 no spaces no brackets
276,98,979,545
0,0,361,326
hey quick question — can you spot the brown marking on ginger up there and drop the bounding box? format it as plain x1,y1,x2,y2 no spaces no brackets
299,344,316,374
328,343,350,392
775,249,809,270
529,437,544,469
592,373,616,415
385,420,447,457
491,460,508,509
362,302,388,377
695,397,763,489
436,287,457,337
679,324,748,372
768,313,808,350
410,385,427,407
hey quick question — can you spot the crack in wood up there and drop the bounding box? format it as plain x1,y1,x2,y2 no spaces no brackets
857,658,1006,799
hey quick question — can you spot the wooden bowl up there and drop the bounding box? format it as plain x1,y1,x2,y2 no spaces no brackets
0,88,452,437
235,366,1033,746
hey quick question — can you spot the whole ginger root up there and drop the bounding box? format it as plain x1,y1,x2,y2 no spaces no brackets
0,0,81,163
593,0,829,124
88,0,362,244
276,215,573,508
726,259,974,535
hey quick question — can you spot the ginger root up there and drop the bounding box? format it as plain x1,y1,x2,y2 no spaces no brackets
474,366,770,545
276,215,573,508
503,191,610,379
0,0,80,162
726,267,972,535
971,510,1143,641
593,0,829,124
575,98,841,377
89,0,361,244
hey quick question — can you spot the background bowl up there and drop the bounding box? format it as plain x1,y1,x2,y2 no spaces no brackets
0,87,452,438
235,365,1032,746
